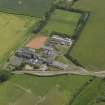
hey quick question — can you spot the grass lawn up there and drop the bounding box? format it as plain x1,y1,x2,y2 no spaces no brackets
0,12,40,63
42,9,81,36
0,0,53,17
70,0,105,70
0,74,93,105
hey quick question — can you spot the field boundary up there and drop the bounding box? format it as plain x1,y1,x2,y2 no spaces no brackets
52,5,91,68
65,11,90,68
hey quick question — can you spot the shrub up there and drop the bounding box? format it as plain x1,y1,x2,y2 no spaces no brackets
0,70,12,82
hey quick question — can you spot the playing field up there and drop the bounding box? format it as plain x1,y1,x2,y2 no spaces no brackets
0,0,53,17
70,0,105,70
0,74,93,105
42,9,81,36
0,12,40,63
26,35,48,49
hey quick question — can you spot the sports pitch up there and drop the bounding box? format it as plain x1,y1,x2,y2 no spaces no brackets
0,74,92,105
0,0,53,17
0,12,40,63
42,9,81,36
71,0,105,70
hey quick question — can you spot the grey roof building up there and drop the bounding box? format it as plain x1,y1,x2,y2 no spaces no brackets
9,56,23,67
16,47,36,59
51,35,72,46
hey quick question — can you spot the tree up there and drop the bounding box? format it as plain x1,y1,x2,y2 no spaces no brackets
0,70,12,82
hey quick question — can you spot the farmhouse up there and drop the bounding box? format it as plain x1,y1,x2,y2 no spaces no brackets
51,35,72,46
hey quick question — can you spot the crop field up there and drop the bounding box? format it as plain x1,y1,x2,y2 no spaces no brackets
0,12,40,63
42,9,81,36
0,0,53,17
0,74,93,105
70,0,105,70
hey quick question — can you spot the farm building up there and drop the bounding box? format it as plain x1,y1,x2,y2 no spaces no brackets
25,59,39,65
9,56,23,67
51,35,73,46
15,47,40,65
16,47,36,59
42,46,58,58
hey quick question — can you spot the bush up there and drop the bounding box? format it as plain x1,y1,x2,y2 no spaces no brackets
0,70,12,82
34,64,40,69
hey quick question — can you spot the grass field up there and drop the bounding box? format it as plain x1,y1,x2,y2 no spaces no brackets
0,12,40,63
70,0,105,70
42,9,81,36
0,74,92,105
91,79,105,105
0,0,53,17
71,78,102,105
70,78,105,105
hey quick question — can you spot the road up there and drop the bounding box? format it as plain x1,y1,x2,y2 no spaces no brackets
13,65,105,78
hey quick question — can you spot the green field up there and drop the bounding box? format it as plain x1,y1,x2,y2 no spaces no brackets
42,9,81,36
71,78,102,105
0,12,40,63
70,0,105,70
70,78,105,105
0,74,92,105
0,0,53,17
91,79,105,105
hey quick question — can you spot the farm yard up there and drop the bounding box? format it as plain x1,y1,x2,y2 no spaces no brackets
42,9,81,36
0,0,53,17
26,35,48,49
0,12,40,63
0,74,93,105
70,0,105,70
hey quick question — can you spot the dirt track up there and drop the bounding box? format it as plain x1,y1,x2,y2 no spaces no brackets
26,35,48,49
13,65,105,78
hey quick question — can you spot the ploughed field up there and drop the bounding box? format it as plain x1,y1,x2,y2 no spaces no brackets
0,0,53,17
0,12,40,63
42,9,81,36
0,74,93,105
70,0,105,70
